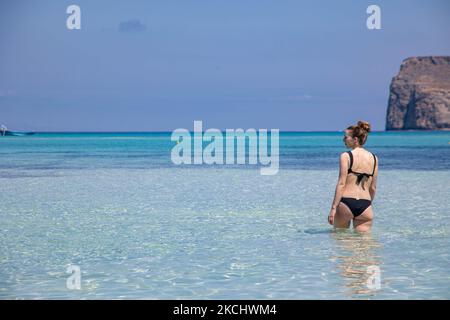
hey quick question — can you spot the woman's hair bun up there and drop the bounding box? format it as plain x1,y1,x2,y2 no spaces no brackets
357,120,371,133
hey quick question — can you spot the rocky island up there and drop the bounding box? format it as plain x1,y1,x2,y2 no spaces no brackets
386,56,450,130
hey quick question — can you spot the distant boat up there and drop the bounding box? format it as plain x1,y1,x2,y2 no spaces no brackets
3,130,35,136
1,125,34,136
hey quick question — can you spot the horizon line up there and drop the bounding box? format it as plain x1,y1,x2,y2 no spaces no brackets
11,130,441,134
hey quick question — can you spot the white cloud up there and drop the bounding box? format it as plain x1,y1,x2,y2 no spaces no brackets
118,20,147,33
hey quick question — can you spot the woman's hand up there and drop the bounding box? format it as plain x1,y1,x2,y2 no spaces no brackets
328,208,336,225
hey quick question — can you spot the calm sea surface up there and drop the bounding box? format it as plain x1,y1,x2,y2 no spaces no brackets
1,132,449,299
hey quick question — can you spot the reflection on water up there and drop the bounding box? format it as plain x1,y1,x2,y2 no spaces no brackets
330,230,382,298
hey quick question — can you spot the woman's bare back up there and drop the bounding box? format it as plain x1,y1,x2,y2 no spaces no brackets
342,148,377,200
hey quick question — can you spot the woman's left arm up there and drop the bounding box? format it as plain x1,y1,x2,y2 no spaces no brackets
328,153,349,225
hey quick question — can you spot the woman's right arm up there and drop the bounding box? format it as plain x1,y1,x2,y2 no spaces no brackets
328,153,349,225
369,156,378,200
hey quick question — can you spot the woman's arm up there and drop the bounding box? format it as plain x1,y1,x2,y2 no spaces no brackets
369,155,378,201
328,153,349,225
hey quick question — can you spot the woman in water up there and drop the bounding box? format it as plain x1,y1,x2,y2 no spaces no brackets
328,121,378,232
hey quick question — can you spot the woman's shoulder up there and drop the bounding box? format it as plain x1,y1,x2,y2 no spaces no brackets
339,151,351,158
339,152,351,165
362,149,378,166
364,149,378,159
357,148,376,157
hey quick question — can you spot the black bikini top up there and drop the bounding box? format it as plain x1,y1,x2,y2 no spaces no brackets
347,151,377,188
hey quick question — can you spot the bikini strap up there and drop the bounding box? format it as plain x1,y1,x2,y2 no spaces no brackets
371,152,377,175
347,151,353,172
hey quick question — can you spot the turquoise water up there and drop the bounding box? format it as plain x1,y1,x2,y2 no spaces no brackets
1,132,450,299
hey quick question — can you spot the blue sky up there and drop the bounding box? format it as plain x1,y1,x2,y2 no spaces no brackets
1,0,449,131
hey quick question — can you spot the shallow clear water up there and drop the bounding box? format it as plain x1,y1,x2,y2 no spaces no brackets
1,132,449,299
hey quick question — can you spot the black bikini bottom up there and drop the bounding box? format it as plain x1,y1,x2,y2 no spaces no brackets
340,197,371,218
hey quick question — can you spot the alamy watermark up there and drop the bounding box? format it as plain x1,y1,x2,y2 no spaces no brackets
66,5,81,30
65,4,381,31
367,5,381,30
171,121,279,175
66,265,81,290
366,265,381,290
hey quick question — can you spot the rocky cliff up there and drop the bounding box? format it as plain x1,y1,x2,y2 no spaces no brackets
386,56,450,130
